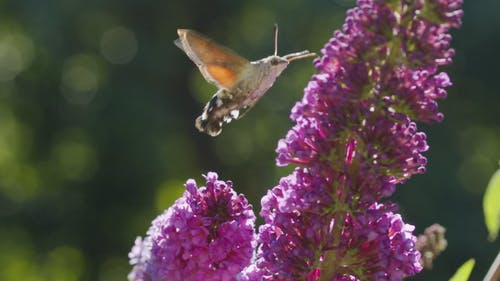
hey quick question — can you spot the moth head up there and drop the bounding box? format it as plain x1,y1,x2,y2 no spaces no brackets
267,55,289,68
254,55,289,78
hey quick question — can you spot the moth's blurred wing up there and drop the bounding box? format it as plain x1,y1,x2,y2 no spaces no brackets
175,29,250,90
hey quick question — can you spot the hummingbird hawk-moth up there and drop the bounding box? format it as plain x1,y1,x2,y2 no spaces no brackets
175,25,315,136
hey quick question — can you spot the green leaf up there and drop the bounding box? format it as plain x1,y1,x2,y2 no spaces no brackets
449,259,475,281
484,168,500,241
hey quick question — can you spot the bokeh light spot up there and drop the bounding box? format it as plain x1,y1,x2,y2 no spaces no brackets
0,42,23,81
50,129,98,182
100,26,138,64
61,54,104,105
0,30,34,81
0,228,40,281
1,164,40,202
0,107,40,202
0,109,29,166
44,246,85,281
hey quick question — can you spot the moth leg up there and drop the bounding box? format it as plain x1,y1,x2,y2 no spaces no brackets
235,96,259,120
235,105,252,120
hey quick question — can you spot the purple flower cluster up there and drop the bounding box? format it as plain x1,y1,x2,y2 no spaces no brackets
128,172,256,281
128,0,462,280
246,169,423,280
334,204,423,280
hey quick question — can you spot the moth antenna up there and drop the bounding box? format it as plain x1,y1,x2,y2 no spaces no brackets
273,23,278,56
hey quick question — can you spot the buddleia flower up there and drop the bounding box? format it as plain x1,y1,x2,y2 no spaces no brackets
128,172,256,281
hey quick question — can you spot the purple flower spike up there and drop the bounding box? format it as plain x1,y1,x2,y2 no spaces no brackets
128,173,256,281
258,0,462,280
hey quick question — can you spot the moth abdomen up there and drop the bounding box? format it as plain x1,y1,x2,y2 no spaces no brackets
195,92,244,136
195,94,227,136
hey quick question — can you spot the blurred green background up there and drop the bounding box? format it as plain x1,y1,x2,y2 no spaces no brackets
0,0,498,280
